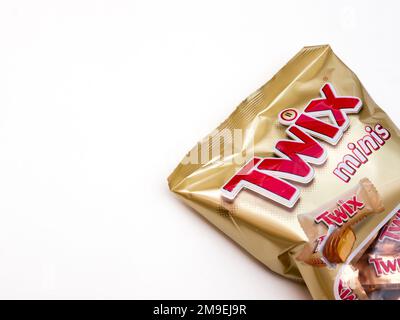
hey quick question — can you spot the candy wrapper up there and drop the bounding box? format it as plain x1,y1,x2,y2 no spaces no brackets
168,45,400,299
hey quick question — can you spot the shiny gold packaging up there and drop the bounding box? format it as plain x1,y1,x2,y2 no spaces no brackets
168,45,400,299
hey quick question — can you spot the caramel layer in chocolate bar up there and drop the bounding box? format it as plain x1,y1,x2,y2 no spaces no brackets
323,227,356,264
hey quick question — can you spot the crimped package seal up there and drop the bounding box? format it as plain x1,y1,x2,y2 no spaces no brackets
168,45,400,298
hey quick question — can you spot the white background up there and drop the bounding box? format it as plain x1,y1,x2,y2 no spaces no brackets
0,0,399,299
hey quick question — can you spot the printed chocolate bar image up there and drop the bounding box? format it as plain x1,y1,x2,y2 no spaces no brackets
354,212,400,299
322,227,356,264
297,178,384,267
335,197,400,300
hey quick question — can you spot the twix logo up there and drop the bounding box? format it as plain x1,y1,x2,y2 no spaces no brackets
338,280,357,300
314,195,364,228
379,211,400,242
369,256,400,277
221,83,362,208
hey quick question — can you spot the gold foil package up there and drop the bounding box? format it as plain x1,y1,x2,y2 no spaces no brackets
168,45,400,299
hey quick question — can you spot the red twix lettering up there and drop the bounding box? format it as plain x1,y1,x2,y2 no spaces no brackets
221,83,362,208
379,211,400,242
338,280,357,300
314,195,364,227
369,256,400,276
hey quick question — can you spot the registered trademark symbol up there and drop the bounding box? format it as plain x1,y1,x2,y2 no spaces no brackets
280,108,298,122
278,108,299,126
